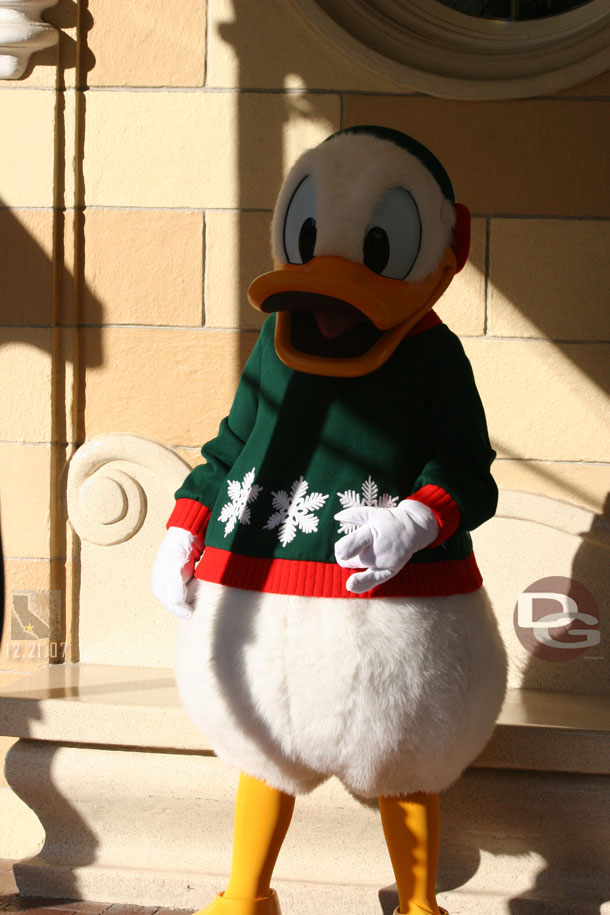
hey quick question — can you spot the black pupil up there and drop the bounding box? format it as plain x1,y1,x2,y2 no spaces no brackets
298,217,317,263
363,226,390,274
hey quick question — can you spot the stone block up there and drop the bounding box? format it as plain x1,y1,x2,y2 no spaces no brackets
488,219,610,340
0,209,54,325
0,329,52,440
435,216,486,335
81,209,204,326
0,90,56,207
205,210,271,329
343,97,610,217
207,0,407,92
80,327,257,448
0,444,52,559
87,0,206,87
83,91,340,209
492,459,610,517
1,559,71,672
464,338,610,462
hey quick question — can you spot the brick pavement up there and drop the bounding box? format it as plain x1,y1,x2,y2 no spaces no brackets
0,863,190,915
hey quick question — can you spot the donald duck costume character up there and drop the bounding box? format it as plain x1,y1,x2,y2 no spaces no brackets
152,126,507,915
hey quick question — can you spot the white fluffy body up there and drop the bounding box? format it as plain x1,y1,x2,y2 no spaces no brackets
271,132,456,283
176,581,507,798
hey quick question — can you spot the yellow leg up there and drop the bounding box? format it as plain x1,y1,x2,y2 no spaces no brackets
378,792,445,915
225,772,296,901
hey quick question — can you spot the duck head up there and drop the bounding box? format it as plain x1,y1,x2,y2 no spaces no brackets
248,126,470,378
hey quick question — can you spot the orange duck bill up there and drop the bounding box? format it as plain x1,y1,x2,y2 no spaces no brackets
247,252,456,378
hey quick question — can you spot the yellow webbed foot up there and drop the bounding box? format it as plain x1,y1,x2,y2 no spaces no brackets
193,889,281,915
391,906,448,915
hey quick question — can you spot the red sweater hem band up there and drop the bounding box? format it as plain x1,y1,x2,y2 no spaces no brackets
194,547,482,599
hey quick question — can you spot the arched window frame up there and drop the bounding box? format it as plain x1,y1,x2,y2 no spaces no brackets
294,0,610,99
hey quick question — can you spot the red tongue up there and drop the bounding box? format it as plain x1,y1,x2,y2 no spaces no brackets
313,310,360,339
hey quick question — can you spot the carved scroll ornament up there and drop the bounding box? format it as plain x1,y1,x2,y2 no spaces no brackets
67,434,192,547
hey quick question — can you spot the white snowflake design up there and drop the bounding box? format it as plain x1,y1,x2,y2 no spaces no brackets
336,475,399,534
218,468,263,537
264,476,329,547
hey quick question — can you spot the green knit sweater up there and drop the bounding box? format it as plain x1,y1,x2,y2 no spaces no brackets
168,313,497,598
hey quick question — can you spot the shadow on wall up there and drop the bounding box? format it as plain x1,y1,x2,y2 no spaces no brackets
4,717,100,901
0,0,102,421
0,0,101,559
0,195,104,665
435,495,610,913
519,493,610,694
505,492,609,910
1,0,101,896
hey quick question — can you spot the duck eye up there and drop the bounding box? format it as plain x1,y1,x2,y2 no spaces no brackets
363,226,390,275
363,187,421,279
298,217,317,263
283,175,317,264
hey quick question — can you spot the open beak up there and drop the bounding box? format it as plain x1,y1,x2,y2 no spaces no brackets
247,251,457,378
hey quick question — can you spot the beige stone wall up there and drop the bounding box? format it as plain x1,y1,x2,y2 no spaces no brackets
1,0,609,663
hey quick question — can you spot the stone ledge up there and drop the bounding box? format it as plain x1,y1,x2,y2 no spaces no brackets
0,664,208,753
0,663,608,773
2,665,608,911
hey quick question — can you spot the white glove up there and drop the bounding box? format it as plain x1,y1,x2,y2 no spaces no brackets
151,526,204,618
334,500,440,594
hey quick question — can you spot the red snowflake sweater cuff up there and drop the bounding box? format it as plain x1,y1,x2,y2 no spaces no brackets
166,498,212,537
406,485,461,548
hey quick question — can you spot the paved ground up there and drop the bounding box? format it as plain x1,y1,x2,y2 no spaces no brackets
0,863,190,915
